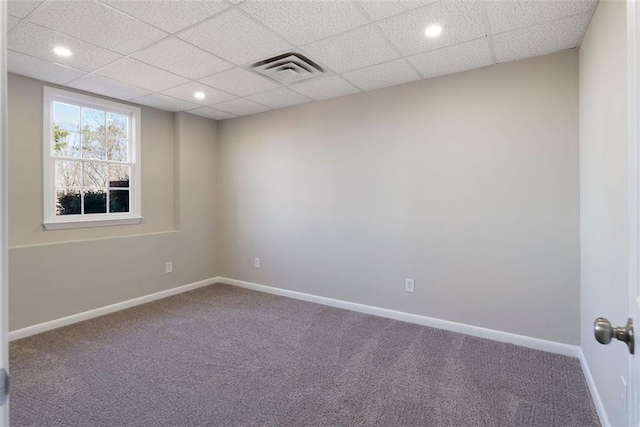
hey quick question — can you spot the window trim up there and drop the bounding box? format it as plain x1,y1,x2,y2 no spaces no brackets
42,87,142,230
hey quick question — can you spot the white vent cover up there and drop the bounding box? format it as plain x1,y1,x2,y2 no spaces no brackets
251,53,324,85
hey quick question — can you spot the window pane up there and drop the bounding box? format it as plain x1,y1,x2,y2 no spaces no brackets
55,161,82,187
53,131,81,158
82,136,107,160
109,165,130,188
107,138,128,162
53,102,80,133
109,190,129,213
82,108,106,160
83,163,108,188
84,190,107,214
56,189,81,216
107,112,128,139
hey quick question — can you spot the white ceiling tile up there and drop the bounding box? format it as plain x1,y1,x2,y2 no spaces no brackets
485,0,583,34
188,107,238,120
246,88,313,109
28,0,167,55
213,98,271,116
162,81,236,105
356,0,438,21
5,0,596,114
133,93,200,112
8,0,43,18
493,13,590,63
7,50,85,84
101,0,230,33
289,75,360,101
342,59,421,91
97,58,189,91
7,15,21,32
132,38,233,80
239,0,368,46
378,0,486,56
178,9,291,65
303,25,399,73
198,67,279,97
408,38,493,79
68,74,152,101
8,22,121,71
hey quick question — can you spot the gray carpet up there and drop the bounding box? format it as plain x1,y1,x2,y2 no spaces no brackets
11,284,599,427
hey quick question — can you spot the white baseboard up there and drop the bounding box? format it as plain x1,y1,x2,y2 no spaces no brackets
579,350,611,427
216,277,581,358
10,275,582,357
9,277,217,341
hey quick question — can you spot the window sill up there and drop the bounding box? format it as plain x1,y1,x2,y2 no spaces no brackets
43,217,143,231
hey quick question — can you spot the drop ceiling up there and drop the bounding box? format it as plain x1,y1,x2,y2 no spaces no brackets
7,0,597,120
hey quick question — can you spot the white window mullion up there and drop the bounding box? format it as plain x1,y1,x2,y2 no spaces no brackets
52,156,132,167
79,107,84,159
80,161,85,215
105,108,110,215
103,106,107,159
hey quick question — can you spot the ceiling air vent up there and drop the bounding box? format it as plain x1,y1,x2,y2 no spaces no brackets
250,53,324,85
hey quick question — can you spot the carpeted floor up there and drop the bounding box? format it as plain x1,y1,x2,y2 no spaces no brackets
11,284,599,427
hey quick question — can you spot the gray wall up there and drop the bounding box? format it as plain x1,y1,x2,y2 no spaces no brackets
217,51,580,345
579,0,630,425
8,74,218,330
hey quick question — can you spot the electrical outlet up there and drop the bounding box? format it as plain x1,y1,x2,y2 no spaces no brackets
405,278,415,293
165,262,173,274
620,375,627,413
254,257,260,268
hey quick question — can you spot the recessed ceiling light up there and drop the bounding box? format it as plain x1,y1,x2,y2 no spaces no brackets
424,24,443,38
53,46,73,57
193,91,206,100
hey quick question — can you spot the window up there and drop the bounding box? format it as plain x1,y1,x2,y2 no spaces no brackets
43,87,142,230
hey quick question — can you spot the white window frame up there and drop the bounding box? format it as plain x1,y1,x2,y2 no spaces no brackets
42,87,142,230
